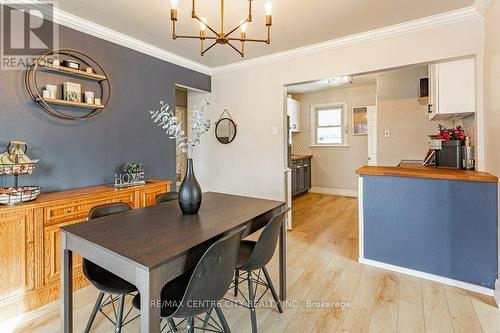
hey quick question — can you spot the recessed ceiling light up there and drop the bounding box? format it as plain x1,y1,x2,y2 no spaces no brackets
328,76,353,86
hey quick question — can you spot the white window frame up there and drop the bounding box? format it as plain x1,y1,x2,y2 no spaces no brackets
310,102,349,148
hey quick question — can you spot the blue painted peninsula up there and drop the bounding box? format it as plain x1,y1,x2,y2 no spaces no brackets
356,165,498,295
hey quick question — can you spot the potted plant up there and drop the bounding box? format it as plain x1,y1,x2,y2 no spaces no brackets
150,99,211,214
120,162,145,185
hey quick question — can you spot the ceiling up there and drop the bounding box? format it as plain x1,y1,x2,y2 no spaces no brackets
57,0,473,68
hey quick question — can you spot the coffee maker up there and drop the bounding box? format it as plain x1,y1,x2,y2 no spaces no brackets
429,138,475,169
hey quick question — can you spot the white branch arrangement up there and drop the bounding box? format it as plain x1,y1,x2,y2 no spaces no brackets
150,99,211,158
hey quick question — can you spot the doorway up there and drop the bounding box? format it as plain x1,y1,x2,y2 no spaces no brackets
283,74,378,229
175,85,210,189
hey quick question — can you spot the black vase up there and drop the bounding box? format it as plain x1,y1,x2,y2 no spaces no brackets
178,158,202,214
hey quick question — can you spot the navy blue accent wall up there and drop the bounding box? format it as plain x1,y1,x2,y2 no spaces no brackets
362,175,498,289
0,5,210,192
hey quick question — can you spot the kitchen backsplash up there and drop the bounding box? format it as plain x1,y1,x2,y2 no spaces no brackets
292,132,313,155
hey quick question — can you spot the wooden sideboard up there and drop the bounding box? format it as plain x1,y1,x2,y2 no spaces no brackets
0,178,172,320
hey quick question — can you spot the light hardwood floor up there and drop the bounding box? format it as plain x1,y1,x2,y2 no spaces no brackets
1,193,499,333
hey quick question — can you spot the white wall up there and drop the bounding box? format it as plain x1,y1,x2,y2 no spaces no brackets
292,85,376,191
376,66,454,166
482,0,500,301
196,18,483,201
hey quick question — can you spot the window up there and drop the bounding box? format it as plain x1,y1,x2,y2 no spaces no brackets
311,103,347,147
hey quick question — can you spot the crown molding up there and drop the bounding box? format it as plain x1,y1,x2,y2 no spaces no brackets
212,6,480,75
3,1,484,77
473,0,496,16
2,0,213,75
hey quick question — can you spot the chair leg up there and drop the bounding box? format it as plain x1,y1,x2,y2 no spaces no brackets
233,270,239,297
202,307,213,331
84,291,105,333
186,316,195,333
247,271,258,333
114,295,125,333
262,266,283,313
167,318,178,333
215,305,231,333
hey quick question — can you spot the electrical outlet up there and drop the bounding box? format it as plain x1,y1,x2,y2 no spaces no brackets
384,130,390,138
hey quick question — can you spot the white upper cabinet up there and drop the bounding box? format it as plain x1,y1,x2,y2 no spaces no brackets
428,58,476,120
287,97,301,132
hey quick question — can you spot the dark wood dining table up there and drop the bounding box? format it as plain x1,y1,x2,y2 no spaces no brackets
60,192,287,333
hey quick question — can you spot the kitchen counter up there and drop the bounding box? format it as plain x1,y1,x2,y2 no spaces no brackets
356,165,497,183
291,154,313,161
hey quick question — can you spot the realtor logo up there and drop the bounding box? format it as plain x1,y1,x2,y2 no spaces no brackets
1,1,58,70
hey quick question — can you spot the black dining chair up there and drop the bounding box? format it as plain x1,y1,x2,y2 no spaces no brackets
132,226,246,333
231,208,290,333
83,203,138,333
156,191,178,204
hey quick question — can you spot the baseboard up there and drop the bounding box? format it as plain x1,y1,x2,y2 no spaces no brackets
495,279,500,308
309,187,358,198
359,258,495,296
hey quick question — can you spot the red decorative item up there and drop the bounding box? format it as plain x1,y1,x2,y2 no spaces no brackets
437,125,466,141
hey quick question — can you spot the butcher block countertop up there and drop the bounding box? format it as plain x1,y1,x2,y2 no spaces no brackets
356,165,498,183
292,154,313,161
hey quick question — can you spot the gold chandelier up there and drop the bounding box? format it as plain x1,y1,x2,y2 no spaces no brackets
169,0,273,57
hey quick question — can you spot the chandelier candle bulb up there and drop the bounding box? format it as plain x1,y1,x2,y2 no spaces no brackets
264,0,273,15
241,22,248,33
169,0,178,10
199,17,207,31
170,8,177,21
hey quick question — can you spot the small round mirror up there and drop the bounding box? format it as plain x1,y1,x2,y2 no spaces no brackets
215,118,237,144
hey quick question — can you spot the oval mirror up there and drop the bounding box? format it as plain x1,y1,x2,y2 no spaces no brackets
215,118,237,144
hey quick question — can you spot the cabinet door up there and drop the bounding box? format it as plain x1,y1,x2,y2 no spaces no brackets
292,167,297,195
303,161,311,190
366,106,378,165
297,165,305,192
292,100,300,132
140,185,168,207
428,64,439,120
0,210,34,300
437,58,475,115
288,98,300,132
43,221,84,286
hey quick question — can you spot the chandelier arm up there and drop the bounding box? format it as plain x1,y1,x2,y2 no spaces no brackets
177,35,218,40
228,37,268,43
193,15,220,37
227,42,244,56
225,19,249,38
201,41,218,56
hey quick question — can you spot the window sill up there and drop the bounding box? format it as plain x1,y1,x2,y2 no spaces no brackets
310,145,349,150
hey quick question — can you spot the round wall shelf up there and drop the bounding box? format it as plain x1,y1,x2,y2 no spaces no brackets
25,48,111,120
